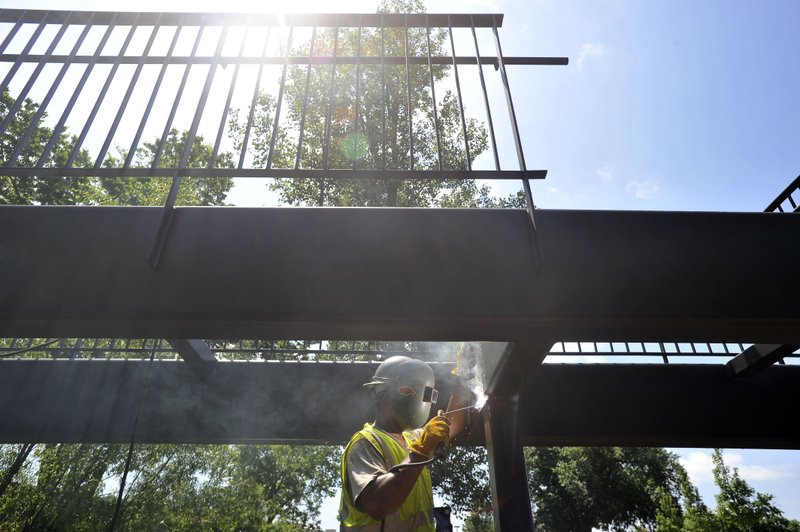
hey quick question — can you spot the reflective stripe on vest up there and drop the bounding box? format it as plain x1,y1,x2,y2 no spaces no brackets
339,423,435,531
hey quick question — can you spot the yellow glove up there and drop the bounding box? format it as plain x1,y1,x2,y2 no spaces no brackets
407,415,451,458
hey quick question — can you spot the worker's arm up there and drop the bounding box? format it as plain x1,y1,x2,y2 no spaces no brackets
443,378,471,440
356,451,430,519
351,417,450,519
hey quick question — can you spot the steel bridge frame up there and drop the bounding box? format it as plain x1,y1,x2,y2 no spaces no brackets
1,9,799,530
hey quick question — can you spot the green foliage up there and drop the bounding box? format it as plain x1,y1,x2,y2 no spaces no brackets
709,449,799,532
0,88,233,207
0,444,339,531
524,447,685,532
101,128,234,206
653,449,800,532
0,89,95,205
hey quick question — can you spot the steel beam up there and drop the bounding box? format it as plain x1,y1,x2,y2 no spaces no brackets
0,360,798,448
517,363,800,449
726,344,799,378
481,344,550,531
167,339,218,376
484,395,533,531
1,207,799,343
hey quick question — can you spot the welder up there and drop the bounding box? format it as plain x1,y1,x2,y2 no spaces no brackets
338,355,469,531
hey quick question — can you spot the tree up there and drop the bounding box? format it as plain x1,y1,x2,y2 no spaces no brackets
524,447,685,532
711,449,799,532
101,128,234,207
0,89,96,205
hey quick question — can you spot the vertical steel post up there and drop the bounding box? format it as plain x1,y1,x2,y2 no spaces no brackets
483,342,550,531
149,24,228,269
483,396,534,531
491,17,543,268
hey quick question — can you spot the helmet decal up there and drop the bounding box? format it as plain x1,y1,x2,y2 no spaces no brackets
398,385,417,396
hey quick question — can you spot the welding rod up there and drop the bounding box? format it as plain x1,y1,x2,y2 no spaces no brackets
441,403,482,415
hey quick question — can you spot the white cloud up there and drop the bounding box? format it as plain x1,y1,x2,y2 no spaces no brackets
681,451,795,487
577,43,608,67
725,452,794,482
626,177,660,199
547,187,558,193
682,451,715,485
597,166,614,184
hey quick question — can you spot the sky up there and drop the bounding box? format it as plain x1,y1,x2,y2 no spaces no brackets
3,0,799,528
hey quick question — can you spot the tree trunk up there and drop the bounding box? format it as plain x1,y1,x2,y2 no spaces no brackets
0,443,35,498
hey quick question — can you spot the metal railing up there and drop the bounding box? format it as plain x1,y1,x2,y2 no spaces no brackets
765,174,800,213
3,337,798,364
0,337,450,362
547,341,800,364
0,10,564,182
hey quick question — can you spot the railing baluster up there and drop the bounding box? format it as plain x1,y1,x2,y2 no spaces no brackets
0,12,72,140
37,16,118,167
95,17,162,169
66,15,141,168
425,16,443,171
212,23,250,167
238,26,272,170
471,15,500,171
448,17,471,171
151,25,205,168
9,14,95,166
295,26,317,170
126,18,185,169
266,26,293,170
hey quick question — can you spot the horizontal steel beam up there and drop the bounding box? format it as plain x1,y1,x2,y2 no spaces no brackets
0,168,546,180
0,360,797,448
0,55,569,67
1,207,799,342
0,10,505,28
518,363,800,449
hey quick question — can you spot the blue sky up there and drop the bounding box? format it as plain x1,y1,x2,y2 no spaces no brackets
4,0,800,527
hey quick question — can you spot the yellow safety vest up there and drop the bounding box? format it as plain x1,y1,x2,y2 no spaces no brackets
339,423,435,531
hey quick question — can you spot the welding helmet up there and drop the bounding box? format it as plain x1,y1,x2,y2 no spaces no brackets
363,356,438,431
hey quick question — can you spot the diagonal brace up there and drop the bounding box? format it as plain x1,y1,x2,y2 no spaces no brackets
167,339,218,376
726,344,799,379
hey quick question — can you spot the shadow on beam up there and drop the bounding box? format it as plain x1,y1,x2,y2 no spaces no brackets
1,360,798,448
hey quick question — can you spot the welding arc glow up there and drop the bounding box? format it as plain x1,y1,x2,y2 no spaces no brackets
442,395,488,415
